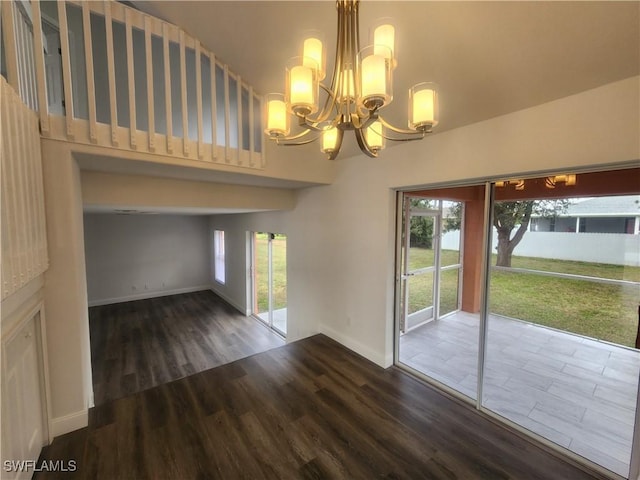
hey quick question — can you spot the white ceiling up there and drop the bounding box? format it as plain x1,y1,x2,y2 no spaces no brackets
134,1,640,134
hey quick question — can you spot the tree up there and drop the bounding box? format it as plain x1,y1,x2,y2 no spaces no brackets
408,199,434,248
493,200,569,267
410,216,433,248
443,202,462,232
493,201,534,267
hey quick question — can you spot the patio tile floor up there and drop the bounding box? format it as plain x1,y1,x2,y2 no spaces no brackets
399,312,640,478
257,307,287,335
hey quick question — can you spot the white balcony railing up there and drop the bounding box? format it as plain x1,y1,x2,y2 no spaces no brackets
1,0,264,169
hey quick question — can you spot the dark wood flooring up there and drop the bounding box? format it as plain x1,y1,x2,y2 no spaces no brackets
35,335,606,480
89,290,285,405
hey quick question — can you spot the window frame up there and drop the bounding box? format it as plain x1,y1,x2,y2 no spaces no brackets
213,229,226,284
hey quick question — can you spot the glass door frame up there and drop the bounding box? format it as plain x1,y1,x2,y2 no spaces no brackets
401,200,441,333
399,197,464,334
251,232,286,337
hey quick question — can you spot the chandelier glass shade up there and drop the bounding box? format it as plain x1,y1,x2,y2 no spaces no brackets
264,0,439,160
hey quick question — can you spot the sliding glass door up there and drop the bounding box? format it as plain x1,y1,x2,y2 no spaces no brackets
482,176,640,478
252,232,287,336
395,168,640,479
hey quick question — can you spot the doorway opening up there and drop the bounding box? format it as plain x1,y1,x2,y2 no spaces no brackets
252,232,287,336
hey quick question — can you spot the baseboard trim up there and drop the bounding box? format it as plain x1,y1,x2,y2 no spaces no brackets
87,285,213,307
384,352,394,369
209,288,248,315
319,325,387,368
50,409,88,437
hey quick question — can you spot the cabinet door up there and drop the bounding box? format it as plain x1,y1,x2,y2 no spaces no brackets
2,314,45,480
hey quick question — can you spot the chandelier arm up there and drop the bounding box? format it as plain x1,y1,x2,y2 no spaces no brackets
378,116,432,135
297,115,337,133
355,103,371,118
380,132,426,142
354,127,379,158
276,136,321,147
352,106,379,130
270,128,314,142
304,84,339,125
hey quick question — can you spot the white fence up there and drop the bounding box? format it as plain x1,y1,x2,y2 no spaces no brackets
442,230,640,267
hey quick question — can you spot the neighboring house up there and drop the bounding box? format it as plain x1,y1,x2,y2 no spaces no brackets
531,195,640,234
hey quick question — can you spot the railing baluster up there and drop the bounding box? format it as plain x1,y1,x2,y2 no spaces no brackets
260,94,266,168
10,94,28,284
57,0,75,139
15,16,29,108
249,86,255,167
3,91,20,290
14,8,27,103
35,126,48,270
104,0,118,146
223,65,230,163
82,2,97,143
31,1,50,134
26,19,38,110
9,94,21,289
26,110,44,271
179,30,188,156
144,16,155,152
210,53,217,160
162,23,173,154
195,41,203,159
236,75,243,165
0,82,14,296
22,104,38,276
125,8,136,149
2,1,22,101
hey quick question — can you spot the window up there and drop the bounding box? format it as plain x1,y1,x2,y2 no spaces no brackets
213,230,225,284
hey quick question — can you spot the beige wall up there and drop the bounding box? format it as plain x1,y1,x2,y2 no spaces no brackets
81,170,297,213
84,214,212,305
40,140,93,436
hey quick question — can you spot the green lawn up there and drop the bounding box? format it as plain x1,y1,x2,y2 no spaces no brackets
254,234,287,313
254,238,639,348
408,248,640,348
406,248,461,316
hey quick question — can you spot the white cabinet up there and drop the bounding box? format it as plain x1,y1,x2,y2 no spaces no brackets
1,312,47,480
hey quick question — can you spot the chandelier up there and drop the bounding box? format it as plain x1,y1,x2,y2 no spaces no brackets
264,0,439,160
